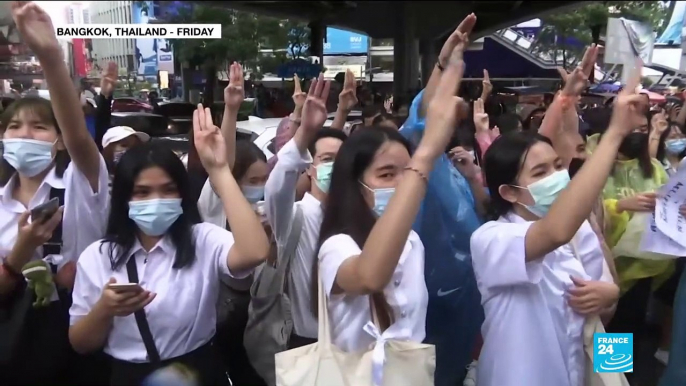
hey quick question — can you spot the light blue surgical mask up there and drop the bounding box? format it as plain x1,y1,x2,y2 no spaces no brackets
2,138,56,177
315,162,334,193
241,185,264,204
665,138,686,155
362,182,396,217
514,169,570,217
128,198,183,236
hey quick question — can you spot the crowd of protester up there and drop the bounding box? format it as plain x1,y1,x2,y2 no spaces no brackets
3,3,686,386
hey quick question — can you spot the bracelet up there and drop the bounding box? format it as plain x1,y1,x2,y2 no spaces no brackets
1,261,23,281
404,166,429,184
289,113,301,124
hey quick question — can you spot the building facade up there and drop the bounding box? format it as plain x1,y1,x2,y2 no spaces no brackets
89,1,135,73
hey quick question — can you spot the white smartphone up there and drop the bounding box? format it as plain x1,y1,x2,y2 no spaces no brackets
108,283,143,294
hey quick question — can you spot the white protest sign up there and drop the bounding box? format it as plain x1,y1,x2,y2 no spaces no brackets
640,210,686,256
655,166,686,247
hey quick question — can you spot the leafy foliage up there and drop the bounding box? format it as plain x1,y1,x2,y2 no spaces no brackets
536,1,669,66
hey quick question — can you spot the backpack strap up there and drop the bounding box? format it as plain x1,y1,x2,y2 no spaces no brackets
275,205,305,293
126,257,161,364
43,188,64,260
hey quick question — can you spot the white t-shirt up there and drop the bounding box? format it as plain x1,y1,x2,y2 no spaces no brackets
470,213,609,386
70,222,251,362
318,231,428,352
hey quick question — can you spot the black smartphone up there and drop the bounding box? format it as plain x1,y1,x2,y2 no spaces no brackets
30,197,60,223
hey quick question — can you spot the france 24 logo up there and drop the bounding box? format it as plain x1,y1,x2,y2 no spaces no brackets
593,333,633,373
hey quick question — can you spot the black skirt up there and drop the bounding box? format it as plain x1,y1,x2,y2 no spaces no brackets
109,341,228,386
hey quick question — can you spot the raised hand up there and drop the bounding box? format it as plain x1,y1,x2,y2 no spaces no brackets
608,60,647,138
100,62,118,98
449,146,480,181
473,98,489,133
558,45,598,96
11,2,60,58
651,109,669,134
439,13,476,69
384,96,394,114
292,74,306,109
419,33,468,160
224,62,245,110
338,69,358,111
193,104,228,171
481,70,492,99
300,73,331,134
490,125,501,140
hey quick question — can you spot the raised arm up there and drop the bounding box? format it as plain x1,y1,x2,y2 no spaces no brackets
421,14,476,116
265,74,330,246
222,62,244,170
329,69,358,130
95,62,117,151
12,2,101,191
335,35,469,294
524,63,645,261
193,105,270,272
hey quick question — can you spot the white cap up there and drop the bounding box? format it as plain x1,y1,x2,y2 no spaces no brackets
102,126,150,148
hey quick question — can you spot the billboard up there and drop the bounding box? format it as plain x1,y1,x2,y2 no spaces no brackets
131,1,174,76
324,28,368,55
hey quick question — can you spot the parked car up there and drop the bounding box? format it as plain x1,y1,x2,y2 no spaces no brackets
155,101,196,134
110,112,176,137
112,97,153,113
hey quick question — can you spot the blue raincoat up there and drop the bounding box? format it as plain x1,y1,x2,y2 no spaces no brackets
400,90,484,385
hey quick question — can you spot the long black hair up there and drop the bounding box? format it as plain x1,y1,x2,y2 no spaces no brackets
233,139,267,182
312,126,412,330
0,97,70,186
483,131,553,221
101,142,202,270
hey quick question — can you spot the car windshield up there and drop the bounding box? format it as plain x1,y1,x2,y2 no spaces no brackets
157,103,196,117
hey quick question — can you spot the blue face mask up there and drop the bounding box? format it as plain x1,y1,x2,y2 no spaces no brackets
362,183,396,216
241,185,264,204
515,169,570,217
2,138,55,177
665,138,686,155
314,162,333,193
128,198,183,236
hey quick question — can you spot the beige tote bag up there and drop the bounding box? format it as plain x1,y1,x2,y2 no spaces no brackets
274,274,435,386
569,240,630,386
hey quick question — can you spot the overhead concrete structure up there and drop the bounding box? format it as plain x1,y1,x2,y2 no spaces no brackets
203,0,582,105
203,1,580,40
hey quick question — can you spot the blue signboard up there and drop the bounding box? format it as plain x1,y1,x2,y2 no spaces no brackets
131,1,158,77
277,58,323,79
324,28,368,55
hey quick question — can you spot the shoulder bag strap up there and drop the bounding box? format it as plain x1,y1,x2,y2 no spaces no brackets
125,257,161,364
276,205,305,293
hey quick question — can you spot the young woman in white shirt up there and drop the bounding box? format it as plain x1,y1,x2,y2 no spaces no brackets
198,139,269,386
68,105,270,385
313,37,466,355
469,69,645,386
0,3,110,384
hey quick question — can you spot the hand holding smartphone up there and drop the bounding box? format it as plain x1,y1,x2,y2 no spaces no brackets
30,197,60,223
108,282,144,294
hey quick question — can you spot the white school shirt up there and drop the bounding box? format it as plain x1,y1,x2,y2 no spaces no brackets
197,179,252,291
69,222,249,362
0,158,110,291
318,231,428,352
470,213,610,386
265,138,321,338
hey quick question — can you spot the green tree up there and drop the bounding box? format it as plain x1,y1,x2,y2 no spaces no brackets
536,1,669,68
